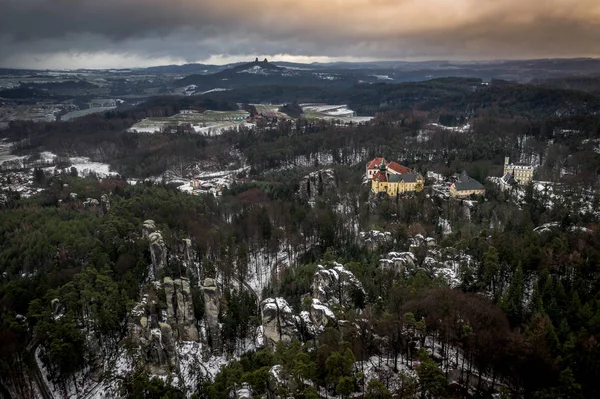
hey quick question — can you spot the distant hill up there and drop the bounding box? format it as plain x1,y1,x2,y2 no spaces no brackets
532,76,600,94
176,58,362,92
25,80,99,91
137,63,225,75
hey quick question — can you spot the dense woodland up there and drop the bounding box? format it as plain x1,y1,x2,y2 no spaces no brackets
0,77,599,398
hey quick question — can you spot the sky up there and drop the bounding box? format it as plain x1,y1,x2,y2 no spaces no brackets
1,0,599,69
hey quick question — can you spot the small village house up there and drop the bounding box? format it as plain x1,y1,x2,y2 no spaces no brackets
449,171,486,198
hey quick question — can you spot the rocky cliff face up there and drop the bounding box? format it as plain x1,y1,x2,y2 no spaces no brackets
312,262,365,309
127,277,200,375
379,251,416,275
260,264,364,349
261,298,299,348
297,169,337,202
142,219,157,239
149,232,167,279
128,292,179,375
300,298,336,336
164,277,199,342
202,278,221,352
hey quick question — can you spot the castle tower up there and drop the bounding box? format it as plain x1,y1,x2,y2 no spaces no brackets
504,156,510,175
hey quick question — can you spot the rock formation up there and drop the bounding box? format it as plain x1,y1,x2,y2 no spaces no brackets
181,238,198,280
142,219,157,239
309,298,335,331
83,198,100,212
100,194,110,214
300,298,336,337
50,298,65,319
163,277,199,341
202,278,221,352
145,323,179,375
312,263,365,309
379,251,416,274
261,298,299,348
359,230,393,250
127,295,180,375
297,169,337,202
149,232,167,278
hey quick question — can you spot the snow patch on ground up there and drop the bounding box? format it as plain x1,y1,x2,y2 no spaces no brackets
199,88,229,95
428,123,471,133
371,74,394,81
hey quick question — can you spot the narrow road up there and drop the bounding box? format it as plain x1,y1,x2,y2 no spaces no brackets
25,339,53,399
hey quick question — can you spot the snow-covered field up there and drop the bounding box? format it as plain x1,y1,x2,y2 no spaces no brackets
128,110,250,135
61,106,116,121
69,156,115,177
371,74,394,81
301,103,373,123
428,122,471,133
175,166,249,196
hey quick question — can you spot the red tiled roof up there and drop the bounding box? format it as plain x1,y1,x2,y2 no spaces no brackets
373,171,387,182
387,161,412,174
366,157,387,169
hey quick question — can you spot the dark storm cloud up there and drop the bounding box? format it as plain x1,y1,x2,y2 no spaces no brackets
1,0,599,68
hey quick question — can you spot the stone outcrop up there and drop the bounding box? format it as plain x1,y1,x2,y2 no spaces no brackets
145,323,178,375
83,198,100,211
309,299,335,331
100,194,110,214
261,298,299,348
50,298,65,319
181,238,198,280
163,277,199,341
142,219,157,239
297,169,337,202
149,232,167,278
312,262,365,309
128,278,200,375
202,278,221,352
300,298,336,337
379,251,416,274
128,294,180,375
359,230,393,250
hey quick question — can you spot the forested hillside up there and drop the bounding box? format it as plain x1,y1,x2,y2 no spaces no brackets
0,76,599,398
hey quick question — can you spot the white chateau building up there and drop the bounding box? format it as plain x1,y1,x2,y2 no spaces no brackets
503,157,534,185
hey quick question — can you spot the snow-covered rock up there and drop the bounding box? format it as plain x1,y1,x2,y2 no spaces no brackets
142,219,157,239
309,298,335,332
312,262,365,309
260,298,299,348
438,217,452,235
533,222,560,234
359,230,392,249
379,251,416,274
83,197,100,209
